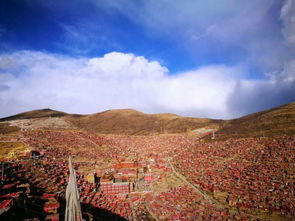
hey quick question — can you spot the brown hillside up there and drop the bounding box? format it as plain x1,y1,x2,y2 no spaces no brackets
67,109,219,135
2,102,294,136
0,123,20,134
213,102,295,139
0,108,71,121
0,108,219,135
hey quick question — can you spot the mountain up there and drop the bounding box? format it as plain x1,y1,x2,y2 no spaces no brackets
66,109,219,135
214,102,295,139
1,102,294,137
0,108,70,121
0,108,219,135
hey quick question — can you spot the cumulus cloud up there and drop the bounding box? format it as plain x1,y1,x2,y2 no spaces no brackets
0,50,294,120
281,0,295,46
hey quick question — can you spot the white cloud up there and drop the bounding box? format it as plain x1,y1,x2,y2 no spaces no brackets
85,52,167,80
0,1,292,119
281,59,295,82
25,0,293,73
96,0,276,41
281,0,295,46
91,0,290,73
0,51,238,119
0,50,294,120
227,77,295,117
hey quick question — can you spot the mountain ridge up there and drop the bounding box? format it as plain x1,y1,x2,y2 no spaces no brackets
1,102,294,137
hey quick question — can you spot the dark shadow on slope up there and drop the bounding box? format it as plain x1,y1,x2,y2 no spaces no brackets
0,163,127,221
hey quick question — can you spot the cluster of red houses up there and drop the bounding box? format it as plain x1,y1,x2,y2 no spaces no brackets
1,129,293,220
145,184,253,220
173,136,295,219
0,161,61,221
5,130,165,220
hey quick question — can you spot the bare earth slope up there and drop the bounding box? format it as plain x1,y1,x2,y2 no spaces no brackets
215,102,295,139
1,102,294,136
67,109,219,135
0,108,219,135
0,108,71,121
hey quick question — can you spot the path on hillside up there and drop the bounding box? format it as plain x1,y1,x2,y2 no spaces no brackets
168,160,290,221
144,203,160,221
168,160,218,203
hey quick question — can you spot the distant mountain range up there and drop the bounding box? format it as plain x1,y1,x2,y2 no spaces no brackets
1,102,294,138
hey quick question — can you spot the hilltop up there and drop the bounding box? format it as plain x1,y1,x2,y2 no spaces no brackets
0,108,70,121
0,108,219,135
1,102,295,137
67,108,219,135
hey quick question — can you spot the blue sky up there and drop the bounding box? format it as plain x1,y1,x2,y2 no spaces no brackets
0,0,294,119
0,0,196,72
0,0,286,73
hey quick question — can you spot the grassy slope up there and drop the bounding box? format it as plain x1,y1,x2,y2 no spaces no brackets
1,102,294,137
0,108,71,121
67,109,220,135
213,102,295,139
0,123,20,134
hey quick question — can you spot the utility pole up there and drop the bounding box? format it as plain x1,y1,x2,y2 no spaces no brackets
65,157,83,221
